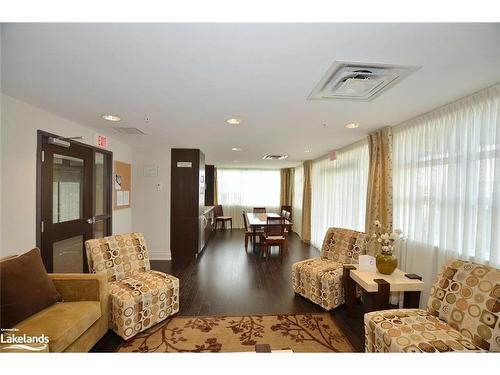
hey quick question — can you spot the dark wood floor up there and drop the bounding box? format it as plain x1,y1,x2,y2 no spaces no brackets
91,229,363,352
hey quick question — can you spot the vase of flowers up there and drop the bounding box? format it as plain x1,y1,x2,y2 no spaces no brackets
371,220,403,275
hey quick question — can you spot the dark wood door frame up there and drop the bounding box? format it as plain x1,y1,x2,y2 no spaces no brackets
36,130,113,272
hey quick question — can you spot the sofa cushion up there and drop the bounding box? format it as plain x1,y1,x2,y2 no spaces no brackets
364,309,486,353
427,259,500,351
0,248,61,329
109,270,179,339
12,301,101,352
292,258,347,310
85,233,150,282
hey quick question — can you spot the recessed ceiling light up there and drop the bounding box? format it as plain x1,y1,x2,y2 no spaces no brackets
101,114,121,122
345,122,360,129
231,147,242,151
263,154,289,160
226,118,242,125
304,150,311,153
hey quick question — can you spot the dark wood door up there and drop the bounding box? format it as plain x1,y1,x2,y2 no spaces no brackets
40,138,94,273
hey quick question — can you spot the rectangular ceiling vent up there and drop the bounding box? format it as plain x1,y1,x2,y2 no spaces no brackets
308,61,420,101
263,154,289,160
112,127,146,135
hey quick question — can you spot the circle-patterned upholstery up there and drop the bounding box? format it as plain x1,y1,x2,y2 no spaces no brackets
364,309,486,353
110,270,180,339
85,233,179,340
319,227,370,263
365,259,499,352
292,227,369,310
85,232,150,282
427,259,499,352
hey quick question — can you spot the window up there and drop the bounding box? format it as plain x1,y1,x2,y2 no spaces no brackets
217,168,280,228
393,84,500,303
310,141,369,249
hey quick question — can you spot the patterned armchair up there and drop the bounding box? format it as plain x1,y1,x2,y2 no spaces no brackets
365,259,499,352
292,227,370,310
85,233,179,340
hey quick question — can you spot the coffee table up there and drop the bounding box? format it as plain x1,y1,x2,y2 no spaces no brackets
343,264,425,318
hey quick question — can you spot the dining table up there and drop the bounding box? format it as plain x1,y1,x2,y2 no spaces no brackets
245,212,293,253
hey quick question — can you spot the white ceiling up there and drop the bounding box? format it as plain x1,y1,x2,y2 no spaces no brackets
2,23,500,168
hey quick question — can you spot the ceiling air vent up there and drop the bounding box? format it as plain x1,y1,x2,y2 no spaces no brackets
263,154,289,160
112,127,146,135
308,61,420,101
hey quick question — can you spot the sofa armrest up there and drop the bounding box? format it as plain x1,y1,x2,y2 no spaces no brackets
49,273,108,303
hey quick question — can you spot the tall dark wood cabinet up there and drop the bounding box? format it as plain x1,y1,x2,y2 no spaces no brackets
170,148,205,265
204,165,215,206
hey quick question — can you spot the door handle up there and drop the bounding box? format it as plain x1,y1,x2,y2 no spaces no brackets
86,217,95,224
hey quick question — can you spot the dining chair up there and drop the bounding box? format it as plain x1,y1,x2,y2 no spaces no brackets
262,217,287,262
214,205,232,230
253,207,266,214
242,210,263,251
280,205,292,221
284,210,292,235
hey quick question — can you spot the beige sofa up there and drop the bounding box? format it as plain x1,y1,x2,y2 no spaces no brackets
1,272,109,353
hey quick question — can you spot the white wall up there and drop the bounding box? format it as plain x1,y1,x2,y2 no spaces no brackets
132,147,171,260
0,94,133,257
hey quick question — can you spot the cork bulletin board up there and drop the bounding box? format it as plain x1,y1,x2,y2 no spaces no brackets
114,160,131,209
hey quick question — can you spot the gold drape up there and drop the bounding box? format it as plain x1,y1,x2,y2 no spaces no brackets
213,167,218,205
280,168,294,207
301,161,312,243
365,127,393,234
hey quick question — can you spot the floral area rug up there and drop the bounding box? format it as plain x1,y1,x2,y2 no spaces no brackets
117,313,354,353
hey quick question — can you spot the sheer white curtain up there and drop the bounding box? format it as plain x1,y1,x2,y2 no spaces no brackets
311,141,369,249
292,164,304,236
393,84,500,305
216,168,280,228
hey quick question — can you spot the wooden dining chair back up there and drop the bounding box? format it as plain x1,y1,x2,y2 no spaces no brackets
214,205,232,230
282,210,292,234
242,210,262,251
265,217,285,237
242,210,249,231
262,217,287,262
280,204,292,217
280,205,292,221
214,205,223,217
253,207,266,214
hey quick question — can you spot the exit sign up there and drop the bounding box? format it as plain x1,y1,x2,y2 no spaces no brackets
95,134,108,148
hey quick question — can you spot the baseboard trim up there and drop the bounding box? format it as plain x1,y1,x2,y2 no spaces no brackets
149,250,171,261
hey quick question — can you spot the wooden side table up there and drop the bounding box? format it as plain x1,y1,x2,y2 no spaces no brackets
343,265,425,318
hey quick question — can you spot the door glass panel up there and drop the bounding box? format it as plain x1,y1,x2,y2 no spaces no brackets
53,154,84,223
95,152,106,216
95,219,105,239
53,235,84,272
